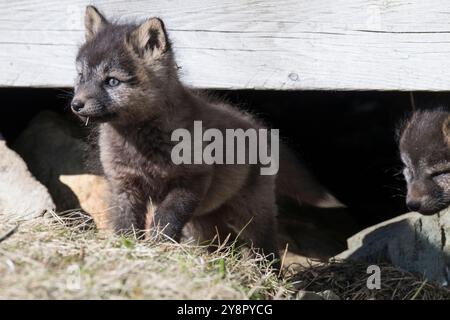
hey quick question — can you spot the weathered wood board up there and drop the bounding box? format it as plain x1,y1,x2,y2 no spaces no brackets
1,0,450,90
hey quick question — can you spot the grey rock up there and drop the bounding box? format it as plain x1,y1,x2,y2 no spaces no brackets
336,210,450,286
0,139,55,220
317,290,341,300
296,290,324,300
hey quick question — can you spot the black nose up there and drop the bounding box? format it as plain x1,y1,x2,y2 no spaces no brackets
71,99,85,112
407,201,421,212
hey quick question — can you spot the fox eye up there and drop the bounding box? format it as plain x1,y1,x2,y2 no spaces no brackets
106,77,120,87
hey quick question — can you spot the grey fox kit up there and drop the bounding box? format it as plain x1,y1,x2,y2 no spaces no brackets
71,6,343,265
399,108,450,215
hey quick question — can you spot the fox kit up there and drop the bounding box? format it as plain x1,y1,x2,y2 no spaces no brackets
399,108,450,215
71,6,342,264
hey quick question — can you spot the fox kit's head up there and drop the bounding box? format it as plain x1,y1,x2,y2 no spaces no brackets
399,109,450,215
71,6,177,123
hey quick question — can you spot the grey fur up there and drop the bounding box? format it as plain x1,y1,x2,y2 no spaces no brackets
399,108,450,215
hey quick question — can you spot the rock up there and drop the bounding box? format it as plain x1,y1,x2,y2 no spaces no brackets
336,209,450,286
317,290,341,300
13,111,110,229
295,290,324,300
282,252,319,268
59,174,110,229
0,138,55,220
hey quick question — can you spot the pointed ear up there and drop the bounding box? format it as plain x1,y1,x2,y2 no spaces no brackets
85,6,108,41
127,18,169,60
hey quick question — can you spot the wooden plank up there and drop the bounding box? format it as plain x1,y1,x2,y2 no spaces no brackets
1,0,450,90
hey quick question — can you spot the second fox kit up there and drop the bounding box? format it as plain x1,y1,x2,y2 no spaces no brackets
71,6,342,262
399,108,450,215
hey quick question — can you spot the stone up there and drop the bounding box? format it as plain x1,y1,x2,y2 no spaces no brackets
59,174,110,229
295,290,324,300
317,290,341,300
281,252,317,268
336,209,450,286
0,137,55,220
13,111,110,229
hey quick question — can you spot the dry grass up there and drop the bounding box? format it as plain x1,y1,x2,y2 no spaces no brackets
0,211,290,299
289,260,450,300
1,212,450,300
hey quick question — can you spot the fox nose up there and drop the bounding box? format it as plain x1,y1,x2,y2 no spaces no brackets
407,200,421,212
71,99,85,112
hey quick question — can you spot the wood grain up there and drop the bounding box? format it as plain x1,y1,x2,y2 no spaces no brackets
1,0,450,90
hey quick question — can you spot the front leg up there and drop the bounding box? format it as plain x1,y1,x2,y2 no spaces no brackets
110,188,148,236
151,187,202,242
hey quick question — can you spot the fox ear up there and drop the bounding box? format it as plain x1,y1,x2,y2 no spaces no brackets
85,6,108,41
128,18,169,60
